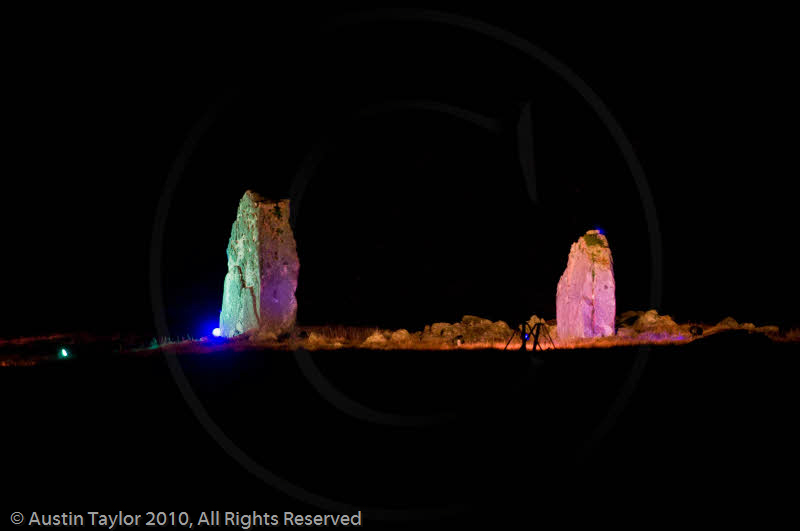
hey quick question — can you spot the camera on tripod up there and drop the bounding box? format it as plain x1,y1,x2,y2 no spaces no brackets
503,319,555,351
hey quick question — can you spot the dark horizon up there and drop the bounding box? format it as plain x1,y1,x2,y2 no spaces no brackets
4,8,797,339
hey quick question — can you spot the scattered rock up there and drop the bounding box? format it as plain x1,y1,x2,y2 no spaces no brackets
462,315,493,327
362,331,388,346
632,310,680,335
616,327,636,338
390,329,412,343
419,317,513,344
219,191,299,338
253,329,278,342
430,323,450,337
527,315,546,326
556,230,616,339
755,325,779,334
307,332,326,347
716,316,740,329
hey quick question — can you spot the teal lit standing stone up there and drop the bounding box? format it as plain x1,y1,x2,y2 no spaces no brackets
219,191,299,338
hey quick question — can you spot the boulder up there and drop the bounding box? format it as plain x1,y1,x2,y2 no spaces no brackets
755,325,779,335
527,315,546,328
632,310,679,335
461,318,512,343
253,329,278,342
420,317,513,344
716,316,740,329
430,322,452,338
390,329,412,343
362,331,388,346
462,315,493,327
219,191,299,338
306,332,327,347
556,230,616,339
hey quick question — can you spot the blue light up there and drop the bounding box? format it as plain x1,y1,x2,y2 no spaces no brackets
524,334,530,340
212,327,221,337
595,226,605,235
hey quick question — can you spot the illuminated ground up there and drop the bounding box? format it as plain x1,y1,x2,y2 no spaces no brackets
0,312,795,366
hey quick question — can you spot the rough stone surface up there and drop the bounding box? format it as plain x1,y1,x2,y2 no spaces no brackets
420,316,513,344
556,230,616,339
362,331,388,346
716,316,739,329
390,329,412,343
219,191,299,338
632,310,679,335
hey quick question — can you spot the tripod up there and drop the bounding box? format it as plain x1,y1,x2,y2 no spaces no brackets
503,321,556,351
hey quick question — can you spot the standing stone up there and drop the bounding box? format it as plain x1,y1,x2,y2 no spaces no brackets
219,191,299,338
556,230,615,339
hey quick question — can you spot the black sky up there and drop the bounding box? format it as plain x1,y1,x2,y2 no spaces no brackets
3,8,797,338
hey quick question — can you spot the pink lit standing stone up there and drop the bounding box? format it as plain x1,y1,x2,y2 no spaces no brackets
556,230,616,339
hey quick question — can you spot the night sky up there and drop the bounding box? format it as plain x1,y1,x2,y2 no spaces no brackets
4,8,797,339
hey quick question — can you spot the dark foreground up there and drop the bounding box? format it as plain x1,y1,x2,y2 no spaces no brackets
3,331,799,527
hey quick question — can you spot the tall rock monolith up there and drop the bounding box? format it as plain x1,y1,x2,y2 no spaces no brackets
556,230,615,339
219,191,299,338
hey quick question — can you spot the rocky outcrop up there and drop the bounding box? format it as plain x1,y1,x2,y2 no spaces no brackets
716,316,740,329
390,329,412,343
631,309,679,335
362,331,389,346
219,191,299,338
421,316,513,344
556,230,616,339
